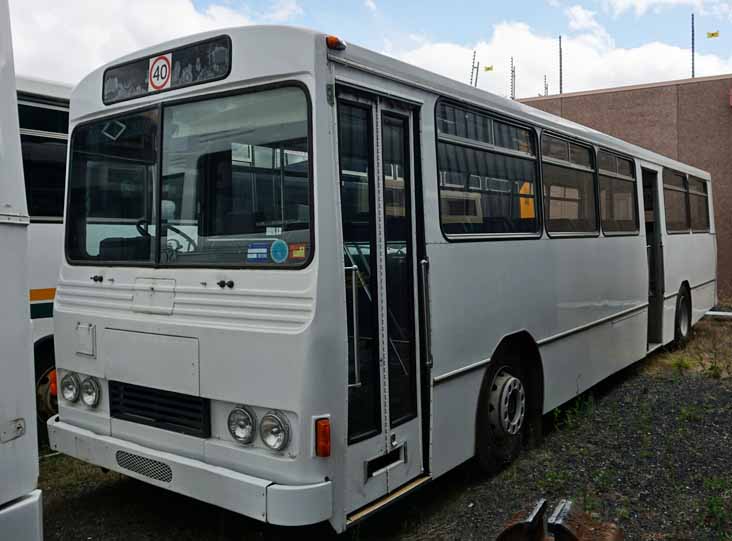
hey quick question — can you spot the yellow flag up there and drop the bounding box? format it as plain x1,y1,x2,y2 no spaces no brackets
484,65,494,72
707,31,720,38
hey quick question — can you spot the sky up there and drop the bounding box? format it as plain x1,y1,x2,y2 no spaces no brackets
8,0,732,99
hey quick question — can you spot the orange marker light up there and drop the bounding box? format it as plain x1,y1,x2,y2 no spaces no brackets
49,369,58,397
325,35,347,51
315,418,331,457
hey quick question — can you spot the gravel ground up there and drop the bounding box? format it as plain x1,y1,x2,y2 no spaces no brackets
40,319,732,540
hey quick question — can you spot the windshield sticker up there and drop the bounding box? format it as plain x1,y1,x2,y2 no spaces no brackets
246,242,270,263
289,243,307,260
270,240,289,264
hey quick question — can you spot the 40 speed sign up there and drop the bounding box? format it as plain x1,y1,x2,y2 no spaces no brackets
148,53,172,92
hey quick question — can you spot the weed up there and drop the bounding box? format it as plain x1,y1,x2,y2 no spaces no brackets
554,393,596,431
679,404,703,423
703,476,732,535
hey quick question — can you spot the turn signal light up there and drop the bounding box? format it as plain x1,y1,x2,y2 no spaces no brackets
325,35,347,51
315,418,331,457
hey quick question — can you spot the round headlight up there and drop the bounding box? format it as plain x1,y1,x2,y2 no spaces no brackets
260,411,290,451
228,407,256,445
60,373,80,403
80,377,101,408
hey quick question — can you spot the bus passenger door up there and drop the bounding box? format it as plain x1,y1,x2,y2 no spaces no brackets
337,89,425,517
642,166,664,346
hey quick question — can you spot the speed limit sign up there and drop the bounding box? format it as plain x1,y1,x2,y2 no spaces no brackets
148,53,172,92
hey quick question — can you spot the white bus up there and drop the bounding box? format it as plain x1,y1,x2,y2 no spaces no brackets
48,27,716,533
16,76,71,433
0,0,44,537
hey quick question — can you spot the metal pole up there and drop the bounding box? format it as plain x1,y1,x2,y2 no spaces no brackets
475,61,480,87
544,74,548,96
470,50,476,86
691,13,695,78
559,35,563,94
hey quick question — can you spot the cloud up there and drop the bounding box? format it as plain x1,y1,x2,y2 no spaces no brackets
389,19,732,99
565,4,613,49
8,0,302,85
365,0,377,12
602,0,704,16
265,0,303,22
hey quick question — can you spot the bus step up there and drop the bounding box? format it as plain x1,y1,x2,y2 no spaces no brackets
346,475,431,526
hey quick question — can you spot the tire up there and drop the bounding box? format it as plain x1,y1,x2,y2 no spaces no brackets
674,288,692,346
476,356,529,474
34,340,57,445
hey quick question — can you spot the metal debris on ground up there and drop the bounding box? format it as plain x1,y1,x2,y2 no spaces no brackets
496,499,624,540
496,499,549,540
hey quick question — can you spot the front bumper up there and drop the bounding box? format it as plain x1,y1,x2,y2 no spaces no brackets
47,416,332,526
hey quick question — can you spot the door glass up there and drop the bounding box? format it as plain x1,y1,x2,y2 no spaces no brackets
339,101,382,443
382,114,417,427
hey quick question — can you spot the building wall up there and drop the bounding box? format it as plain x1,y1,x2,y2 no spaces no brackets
522,77,732,298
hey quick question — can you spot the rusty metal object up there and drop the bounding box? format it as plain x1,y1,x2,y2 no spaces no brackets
496,499,550,541
547,500,624,541
496,499,624,541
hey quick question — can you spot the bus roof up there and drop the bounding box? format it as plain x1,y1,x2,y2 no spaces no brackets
16,75,71,102
70,25,709,181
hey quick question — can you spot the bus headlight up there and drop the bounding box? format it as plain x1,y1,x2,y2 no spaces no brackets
228,406,256,445
80,377,101,408
60,373,81,403
260,411,290,451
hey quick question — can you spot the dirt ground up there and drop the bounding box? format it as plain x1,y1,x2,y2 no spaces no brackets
40,318,732,540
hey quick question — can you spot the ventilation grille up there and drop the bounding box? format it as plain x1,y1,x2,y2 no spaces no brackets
109,381,211,438
116,450,173,483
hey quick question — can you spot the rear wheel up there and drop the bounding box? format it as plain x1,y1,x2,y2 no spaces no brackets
35,341,57,444
674,288,691,345
476,358,529,473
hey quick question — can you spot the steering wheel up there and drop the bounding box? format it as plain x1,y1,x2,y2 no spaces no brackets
167,224,198,251
136,219,151,238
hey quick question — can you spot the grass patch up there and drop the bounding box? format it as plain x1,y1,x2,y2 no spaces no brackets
644,319,732,379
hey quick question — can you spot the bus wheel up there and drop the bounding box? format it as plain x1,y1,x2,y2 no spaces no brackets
476,359,528,473
35,345,57,444
674,288,691,345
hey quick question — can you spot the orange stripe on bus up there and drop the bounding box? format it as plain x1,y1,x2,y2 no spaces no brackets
29,288,56,302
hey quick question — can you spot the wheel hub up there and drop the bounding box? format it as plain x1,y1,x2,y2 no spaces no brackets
489,370,526,436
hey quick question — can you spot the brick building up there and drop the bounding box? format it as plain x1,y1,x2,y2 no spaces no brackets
521,74,732,298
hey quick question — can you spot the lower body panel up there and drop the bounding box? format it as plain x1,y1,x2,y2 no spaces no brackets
0,490,43,541
47,416,332,527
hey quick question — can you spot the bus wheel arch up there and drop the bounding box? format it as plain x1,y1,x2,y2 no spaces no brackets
34,335,57,441
475,331,544,473
674,281,692,344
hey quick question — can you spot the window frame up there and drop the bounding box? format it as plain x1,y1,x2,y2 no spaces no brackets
596,148,640,237
662,169,691,235
18,99,69,223
434,98,543,242
64,80,315,270
540,131,600,239
688,175,711,233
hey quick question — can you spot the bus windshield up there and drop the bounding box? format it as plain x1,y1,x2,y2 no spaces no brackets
65,85,312,267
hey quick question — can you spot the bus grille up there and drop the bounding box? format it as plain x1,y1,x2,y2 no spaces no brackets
115,450,173,483
109,381,211,438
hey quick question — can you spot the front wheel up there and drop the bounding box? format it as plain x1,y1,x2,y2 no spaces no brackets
476,360,528,473
35,344,57,444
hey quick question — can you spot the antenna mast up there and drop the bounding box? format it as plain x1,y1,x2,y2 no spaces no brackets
470,50,476,86
559,35,563,94
691,13,695,78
